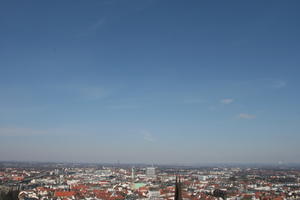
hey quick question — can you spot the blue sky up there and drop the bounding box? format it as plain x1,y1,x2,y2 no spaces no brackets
0,0,300,164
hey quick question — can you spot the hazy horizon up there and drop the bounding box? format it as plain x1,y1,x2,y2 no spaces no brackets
2,160,300,167
1,0,300,164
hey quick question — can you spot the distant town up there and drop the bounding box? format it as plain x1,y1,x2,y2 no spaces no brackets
1,162,300,200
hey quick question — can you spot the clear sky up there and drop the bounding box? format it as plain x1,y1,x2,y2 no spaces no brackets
0,0,300,165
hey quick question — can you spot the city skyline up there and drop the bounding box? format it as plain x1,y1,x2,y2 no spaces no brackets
0,0,300,164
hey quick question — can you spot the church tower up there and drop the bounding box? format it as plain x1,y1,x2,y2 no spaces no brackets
174,176,182,200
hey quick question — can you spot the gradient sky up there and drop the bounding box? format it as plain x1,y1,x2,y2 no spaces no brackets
0,0,300,164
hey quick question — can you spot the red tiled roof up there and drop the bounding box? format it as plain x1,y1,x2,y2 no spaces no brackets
54,191,75,197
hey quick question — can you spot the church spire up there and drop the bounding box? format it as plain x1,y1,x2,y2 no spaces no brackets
174,176,182,200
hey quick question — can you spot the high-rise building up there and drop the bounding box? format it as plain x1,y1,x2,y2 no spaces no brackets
146,167,156,178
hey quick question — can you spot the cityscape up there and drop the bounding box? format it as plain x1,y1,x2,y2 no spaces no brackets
1,162,300,200
1,0,300,199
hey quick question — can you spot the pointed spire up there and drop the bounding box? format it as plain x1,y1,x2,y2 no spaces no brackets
174,176,182,200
